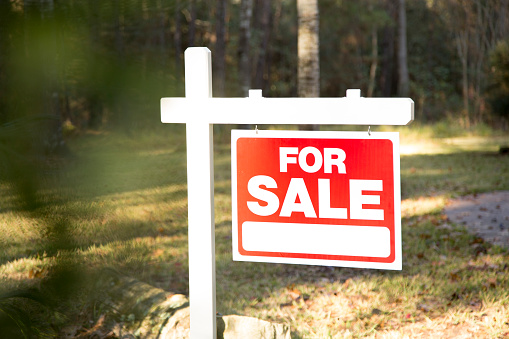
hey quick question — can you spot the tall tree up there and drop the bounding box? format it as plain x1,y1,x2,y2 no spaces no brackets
397,0,409,97
297,0,319,130
379,0,397,97
214,0,227,97
175,0,182,80
238,0,253,128
367,0,379,98
253,0,271,92
188,0,197,47
238,0,253,97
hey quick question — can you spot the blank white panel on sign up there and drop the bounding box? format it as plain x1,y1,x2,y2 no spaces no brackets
242,222,391,258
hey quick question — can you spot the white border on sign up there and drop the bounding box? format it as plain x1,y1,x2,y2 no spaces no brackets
231,129,402,270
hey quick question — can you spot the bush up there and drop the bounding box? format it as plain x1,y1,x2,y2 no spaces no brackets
487,40,509,120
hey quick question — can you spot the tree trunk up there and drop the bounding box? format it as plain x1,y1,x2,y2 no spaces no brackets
254,0,271,92
379,0,396,97
214,0,227,97
175,0,182,80
297,0,319,131
114,0,124,62
397,0,409,97
498,0,508,39
367,25,378,98
156,0,166,60
237,0,253,129
188,0,196,47
456,29,470,128
238,0,253,97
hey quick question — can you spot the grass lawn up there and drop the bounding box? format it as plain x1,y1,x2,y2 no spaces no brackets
0,124,508,338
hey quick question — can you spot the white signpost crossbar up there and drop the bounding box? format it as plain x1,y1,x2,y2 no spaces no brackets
161,96,414,125
160,47,414,339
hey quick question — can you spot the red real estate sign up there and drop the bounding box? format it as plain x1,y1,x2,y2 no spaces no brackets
231,130,402,270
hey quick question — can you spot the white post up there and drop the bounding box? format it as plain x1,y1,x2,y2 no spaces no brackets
184,47,216,339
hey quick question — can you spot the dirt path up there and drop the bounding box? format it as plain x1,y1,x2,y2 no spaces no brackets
444,191,509,250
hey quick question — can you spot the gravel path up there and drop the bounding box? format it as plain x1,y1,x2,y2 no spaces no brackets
444,191,509,250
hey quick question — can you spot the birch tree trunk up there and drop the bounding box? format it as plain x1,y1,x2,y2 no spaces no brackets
297,0,319,131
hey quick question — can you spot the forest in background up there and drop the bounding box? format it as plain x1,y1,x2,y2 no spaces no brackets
1,0,509,141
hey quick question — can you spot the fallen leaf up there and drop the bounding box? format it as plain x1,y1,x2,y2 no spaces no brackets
288,289,301,300
28,268,46,279
471,237,485,244
343,279,351,289
449,271,461,282
483,278,497,289
417,303,431,312
450,292,463,301
152,249,164,258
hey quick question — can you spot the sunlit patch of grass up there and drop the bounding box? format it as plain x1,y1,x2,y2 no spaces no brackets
0,256,54,287
401,196,447,217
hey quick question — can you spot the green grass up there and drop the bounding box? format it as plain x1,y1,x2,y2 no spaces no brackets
0,124,508,337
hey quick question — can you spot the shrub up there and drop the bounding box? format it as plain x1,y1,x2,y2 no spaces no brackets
487,40,509,120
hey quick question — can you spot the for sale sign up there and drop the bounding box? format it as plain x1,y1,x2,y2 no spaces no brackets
231,130,402,270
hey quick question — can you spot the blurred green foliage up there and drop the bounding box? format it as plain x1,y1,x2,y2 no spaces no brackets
488,40,509,120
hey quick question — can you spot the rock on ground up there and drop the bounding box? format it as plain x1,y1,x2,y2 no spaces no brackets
94,269,290,339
